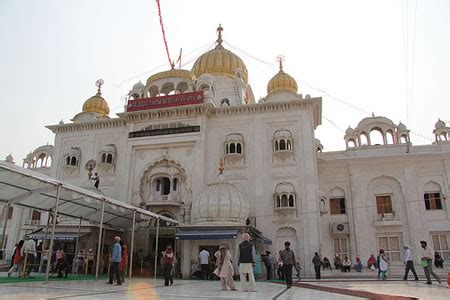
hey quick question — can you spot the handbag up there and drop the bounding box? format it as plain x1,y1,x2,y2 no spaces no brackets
420,259,428,267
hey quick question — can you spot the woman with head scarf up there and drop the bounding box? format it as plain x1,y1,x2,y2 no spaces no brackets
214,243,237,291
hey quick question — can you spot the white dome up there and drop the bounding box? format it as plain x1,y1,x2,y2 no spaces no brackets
133,81,145,90
397,122,407,131
345,127,355,136
192,176,249,225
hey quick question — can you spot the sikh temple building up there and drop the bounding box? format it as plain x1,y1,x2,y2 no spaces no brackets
2,26,450,276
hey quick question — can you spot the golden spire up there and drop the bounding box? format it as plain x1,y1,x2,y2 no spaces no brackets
218,157,224,176
95,79,104,96
216,24,224,46
277,55,285,72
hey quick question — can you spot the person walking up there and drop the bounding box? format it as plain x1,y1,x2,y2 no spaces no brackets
21,237,37,278
420,241,441,284
199,248,210,280
107,236,122,285
379,249,390,280
312,252,321,279
237,233,256,292
8,240,24,277
279,241,297,288
161,245,174,286
403,245,419,281
214,243,237,291
119,240,128,283
262,251,273,280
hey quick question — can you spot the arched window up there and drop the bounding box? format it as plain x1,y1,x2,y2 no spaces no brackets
288,195,294,207
360,132,369,146
101,153,106,163
173,178,178,191
348,139,356,148
70,156,77,166
279,139,286,150
236,143,242,154
273,130,294,154
66,156,71,166
225,144,229,154
276,195,281,208
230,143,236,153
386,131,395,144
154,177,170,195
281,194,288,207
400,135,408,143
370,128,384,145
106,154,113,164
287,140,292,150
275,141,279,151
46,156,52,167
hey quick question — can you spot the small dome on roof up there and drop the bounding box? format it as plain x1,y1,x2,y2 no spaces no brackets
397,122,407,130
267,59,297,95
5,153,14,164
146,69,195,86
132,81,145,90
345,127,355,136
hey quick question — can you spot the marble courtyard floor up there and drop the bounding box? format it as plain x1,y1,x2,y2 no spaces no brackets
0,277,448,299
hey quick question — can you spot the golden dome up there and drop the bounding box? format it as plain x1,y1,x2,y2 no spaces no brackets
82,91,110,116
191,25,248,82
267,59,298,95
146,69,196,86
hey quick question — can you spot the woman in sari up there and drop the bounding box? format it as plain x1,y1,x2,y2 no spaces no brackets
214,243,237,291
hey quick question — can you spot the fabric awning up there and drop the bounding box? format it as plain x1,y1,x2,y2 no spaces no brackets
0,161,178,230
175,229,239,240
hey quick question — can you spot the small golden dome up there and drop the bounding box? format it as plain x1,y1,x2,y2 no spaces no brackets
191,25,248,82
267,59,297,95
146,69,196,86
82,91,110,116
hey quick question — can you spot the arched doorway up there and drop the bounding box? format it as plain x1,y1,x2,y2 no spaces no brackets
276,227,298,255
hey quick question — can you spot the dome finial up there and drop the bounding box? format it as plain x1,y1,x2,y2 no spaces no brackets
218,157,224,176
95,79,104,96
216,24,224,46
277,55,285,72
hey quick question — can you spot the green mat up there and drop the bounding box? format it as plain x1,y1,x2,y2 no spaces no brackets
0,274,108,284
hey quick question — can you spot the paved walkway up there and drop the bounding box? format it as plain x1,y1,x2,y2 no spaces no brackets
0,278,448,299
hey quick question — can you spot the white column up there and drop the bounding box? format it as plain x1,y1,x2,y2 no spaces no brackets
129,211,136,280
95,201,105,280
45,185,61,284
154,218,160,279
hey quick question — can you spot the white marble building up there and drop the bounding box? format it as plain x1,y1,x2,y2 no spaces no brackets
2,26,449,277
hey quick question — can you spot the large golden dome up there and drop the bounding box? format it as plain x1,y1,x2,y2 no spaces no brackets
82,91,110,116
191,25,248,82
146,69,196,86
267,60,298,95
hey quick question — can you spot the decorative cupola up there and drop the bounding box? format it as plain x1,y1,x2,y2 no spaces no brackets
192,24,248,82
267,56,298,95
82,79,110,116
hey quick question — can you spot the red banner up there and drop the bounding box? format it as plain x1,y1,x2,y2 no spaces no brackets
126,91,204,112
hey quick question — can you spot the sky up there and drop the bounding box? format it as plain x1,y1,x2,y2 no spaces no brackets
1,0,450,162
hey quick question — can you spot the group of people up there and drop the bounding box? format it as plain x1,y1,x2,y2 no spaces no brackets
8,237,41,278
309,240,444,285
186,233,299,291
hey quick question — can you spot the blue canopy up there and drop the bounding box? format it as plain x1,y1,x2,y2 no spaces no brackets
175,229,239,240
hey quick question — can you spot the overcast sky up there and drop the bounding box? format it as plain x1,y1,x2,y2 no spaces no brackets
1,0,449,162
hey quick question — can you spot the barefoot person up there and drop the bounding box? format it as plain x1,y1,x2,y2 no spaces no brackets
237,233,256,292
214,243,237,291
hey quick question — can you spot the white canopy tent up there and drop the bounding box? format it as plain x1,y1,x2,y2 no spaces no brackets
0,161,177,282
